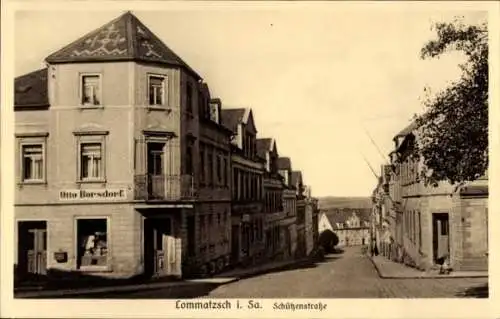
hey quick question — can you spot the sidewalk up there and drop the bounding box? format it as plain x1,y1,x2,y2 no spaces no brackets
15,257,311,298
369,255,488,279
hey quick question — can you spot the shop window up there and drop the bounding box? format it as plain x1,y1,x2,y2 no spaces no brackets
77,218,108,269
148,75,166,106
81,74,101,106
21,144,44,182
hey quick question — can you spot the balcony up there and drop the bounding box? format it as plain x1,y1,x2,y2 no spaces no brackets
134,174,196,201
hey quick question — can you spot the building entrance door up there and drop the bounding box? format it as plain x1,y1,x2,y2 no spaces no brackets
433,213,450,263
18,221,47,276
144,217,174,277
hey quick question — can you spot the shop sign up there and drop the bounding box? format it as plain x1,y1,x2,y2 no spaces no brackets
59,189,127,201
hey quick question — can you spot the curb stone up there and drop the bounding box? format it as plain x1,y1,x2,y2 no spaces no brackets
368,256,488,279
15,279,239,299
14,258,310,298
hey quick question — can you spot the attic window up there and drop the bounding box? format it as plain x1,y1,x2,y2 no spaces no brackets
209,103,219,123
81,74,101,106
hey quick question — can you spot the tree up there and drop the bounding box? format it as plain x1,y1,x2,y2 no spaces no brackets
318,229,339,253
413,17,488,186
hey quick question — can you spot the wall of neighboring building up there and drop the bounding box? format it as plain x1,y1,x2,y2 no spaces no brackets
452,195,488,271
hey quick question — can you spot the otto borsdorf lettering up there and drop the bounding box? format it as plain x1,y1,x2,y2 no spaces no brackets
59,189,126,200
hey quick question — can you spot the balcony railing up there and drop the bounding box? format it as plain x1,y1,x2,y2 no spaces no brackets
134,174,196,201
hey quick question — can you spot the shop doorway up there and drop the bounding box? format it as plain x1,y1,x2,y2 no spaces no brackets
144,217,175,277
17,221,47,275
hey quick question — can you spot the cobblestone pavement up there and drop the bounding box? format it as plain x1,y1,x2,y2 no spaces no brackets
207,247,488,298
83,247,487,299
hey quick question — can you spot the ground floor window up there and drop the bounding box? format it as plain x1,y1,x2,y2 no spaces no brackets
77,218,108,268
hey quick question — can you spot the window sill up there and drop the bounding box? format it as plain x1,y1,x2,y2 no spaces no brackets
78,265,112,272
18,180,47,186
77,179,107,184
79,105,104,110
146,106,171,113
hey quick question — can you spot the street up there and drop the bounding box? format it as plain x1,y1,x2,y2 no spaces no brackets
89,247,487,299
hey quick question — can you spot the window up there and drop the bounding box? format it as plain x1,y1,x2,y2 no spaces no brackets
185,145,193,175
207,148,213,185
217,154,222,184
186,82,193,114
148,75,166,106
200,144,205,184
417,211,422,249
22,144,44,182
223,157,228,186
81,75,101,106
200,215,206,242
77,218,108,269
198,92,206,118
233,168,238,199
80,143,103,181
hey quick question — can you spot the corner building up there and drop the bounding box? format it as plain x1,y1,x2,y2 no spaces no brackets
14,12,232,279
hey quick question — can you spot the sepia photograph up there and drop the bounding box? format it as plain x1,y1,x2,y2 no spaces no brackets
1,1,497,317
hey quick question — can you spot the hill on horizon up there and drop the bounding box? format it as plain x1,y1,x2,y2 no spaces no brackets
317,196,372,210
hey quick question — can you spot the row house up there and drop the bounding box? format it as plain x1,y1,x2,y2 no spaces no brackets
302,186,318,256
256,138,285,260
221,108,265,266
14,11,232,280
292,171,308,258
277,157,298,259
376,120,488,271
371,164,393,257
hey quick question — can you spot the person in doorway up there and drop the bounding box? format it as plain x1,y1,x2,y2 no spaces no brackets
439,254,452,275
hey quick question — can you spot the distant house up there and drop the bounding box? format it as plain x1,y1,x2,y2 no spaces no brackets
318,209,370,247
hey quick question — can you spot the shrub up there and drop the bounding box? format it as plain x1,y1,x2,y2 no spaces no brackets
318,229,339,253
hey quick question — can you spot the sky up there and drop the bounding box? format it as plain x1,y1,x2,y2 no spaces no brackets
14,6,487,197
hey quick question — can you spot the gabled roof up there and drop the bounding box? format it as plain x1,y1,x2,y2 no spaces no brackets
394,121,418,140
324,208,371,230
45,11,200,79
256,138,273,158
393,114,430,141
244,108,257,134
291,171,303,186
15,68,49,108
220,108,246,133
277,157,292,170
